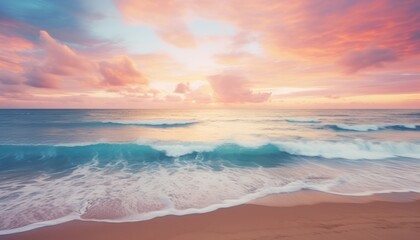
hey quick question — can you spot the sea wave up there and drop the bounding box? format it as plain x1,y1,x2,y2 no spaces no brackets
286,118,321,123
29,120,201,128
87,120,200,128
1,139,419,234
326,124,419,132
1,139,419,172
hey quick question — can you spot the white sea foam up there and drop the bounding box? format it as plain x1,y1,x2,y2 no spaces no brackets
1,149,419,235
151,142,217,157
335,124,381,131
141,139,420,159
274,140,420,159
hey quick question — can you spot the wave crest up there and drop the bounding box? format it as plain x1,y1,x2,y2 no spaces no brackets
286,118,321,123
326,124,419,132
58,120,200,128
1,139,418,172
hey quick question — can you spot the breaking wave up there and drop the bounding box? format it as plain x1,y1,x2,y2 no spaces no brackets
1,139,419,234
1,139,419,172
326,124,419,132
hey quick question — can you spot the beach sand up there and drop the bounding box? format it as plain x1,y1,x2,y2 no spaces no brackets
2,192,420,240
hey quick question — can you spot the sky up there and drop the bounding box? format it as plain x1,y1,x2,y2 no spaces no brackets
0,0,419,109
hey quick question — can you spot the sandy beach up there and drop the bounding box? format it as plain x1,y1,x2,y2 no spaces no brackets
2,192,419,240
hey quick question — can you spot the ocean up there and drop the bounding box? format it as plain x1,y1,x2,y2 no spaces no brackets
0,109,419,233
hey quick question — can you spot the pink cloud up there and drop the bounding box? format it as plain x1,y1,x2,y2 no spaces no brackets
339,47,397,73
172,82,212,103
26,69,59,88
174,82,190,93
115,0,196,48
157,23,196,48
0,35,34,52
99,57,147,86
26,31,92,88
208,74,271,103
2,1,419,108
0,35,35,74
165,93,183,102
38,31,90,75
185,87,212,103
119,0,419,72
0,71,24,85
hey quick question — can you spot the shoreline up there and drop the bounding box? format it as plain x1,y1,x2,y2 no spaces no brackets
1,191,420,240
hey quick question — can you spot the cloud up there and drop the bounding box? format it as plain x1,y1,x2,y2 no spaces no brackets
114,0,420,82
248,0,420,61
156,23,196,48
165,93,183,102
214,52,256,65
21,31,148,90
26,30,91,88
0,35,34,52
26,69,59,88
1,1,419,108
99,57,147,86
0,71,23,85
0,0,102,45
39,30,90,75
339,47,397,73
208,74,271,103
115,0,196,48
186,87,212,103
0,35,34,73
174,82,190,93
282,72,420,98
131,0,419,70
172,82,212,103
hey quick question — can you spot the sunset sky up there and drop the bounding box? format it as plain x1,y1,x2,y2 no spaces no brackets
0,0,419,108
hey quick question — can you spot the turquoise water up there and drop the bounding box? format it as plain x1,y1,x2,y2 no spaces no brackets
0,109,419,233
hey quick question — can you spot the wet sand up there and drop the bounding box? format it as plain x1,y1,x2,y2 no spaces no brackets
2,192,420,240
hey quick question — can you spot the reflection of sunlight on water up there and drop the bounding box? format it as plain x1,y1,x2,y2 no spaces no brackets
0,110,420,144
1,109,419,144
